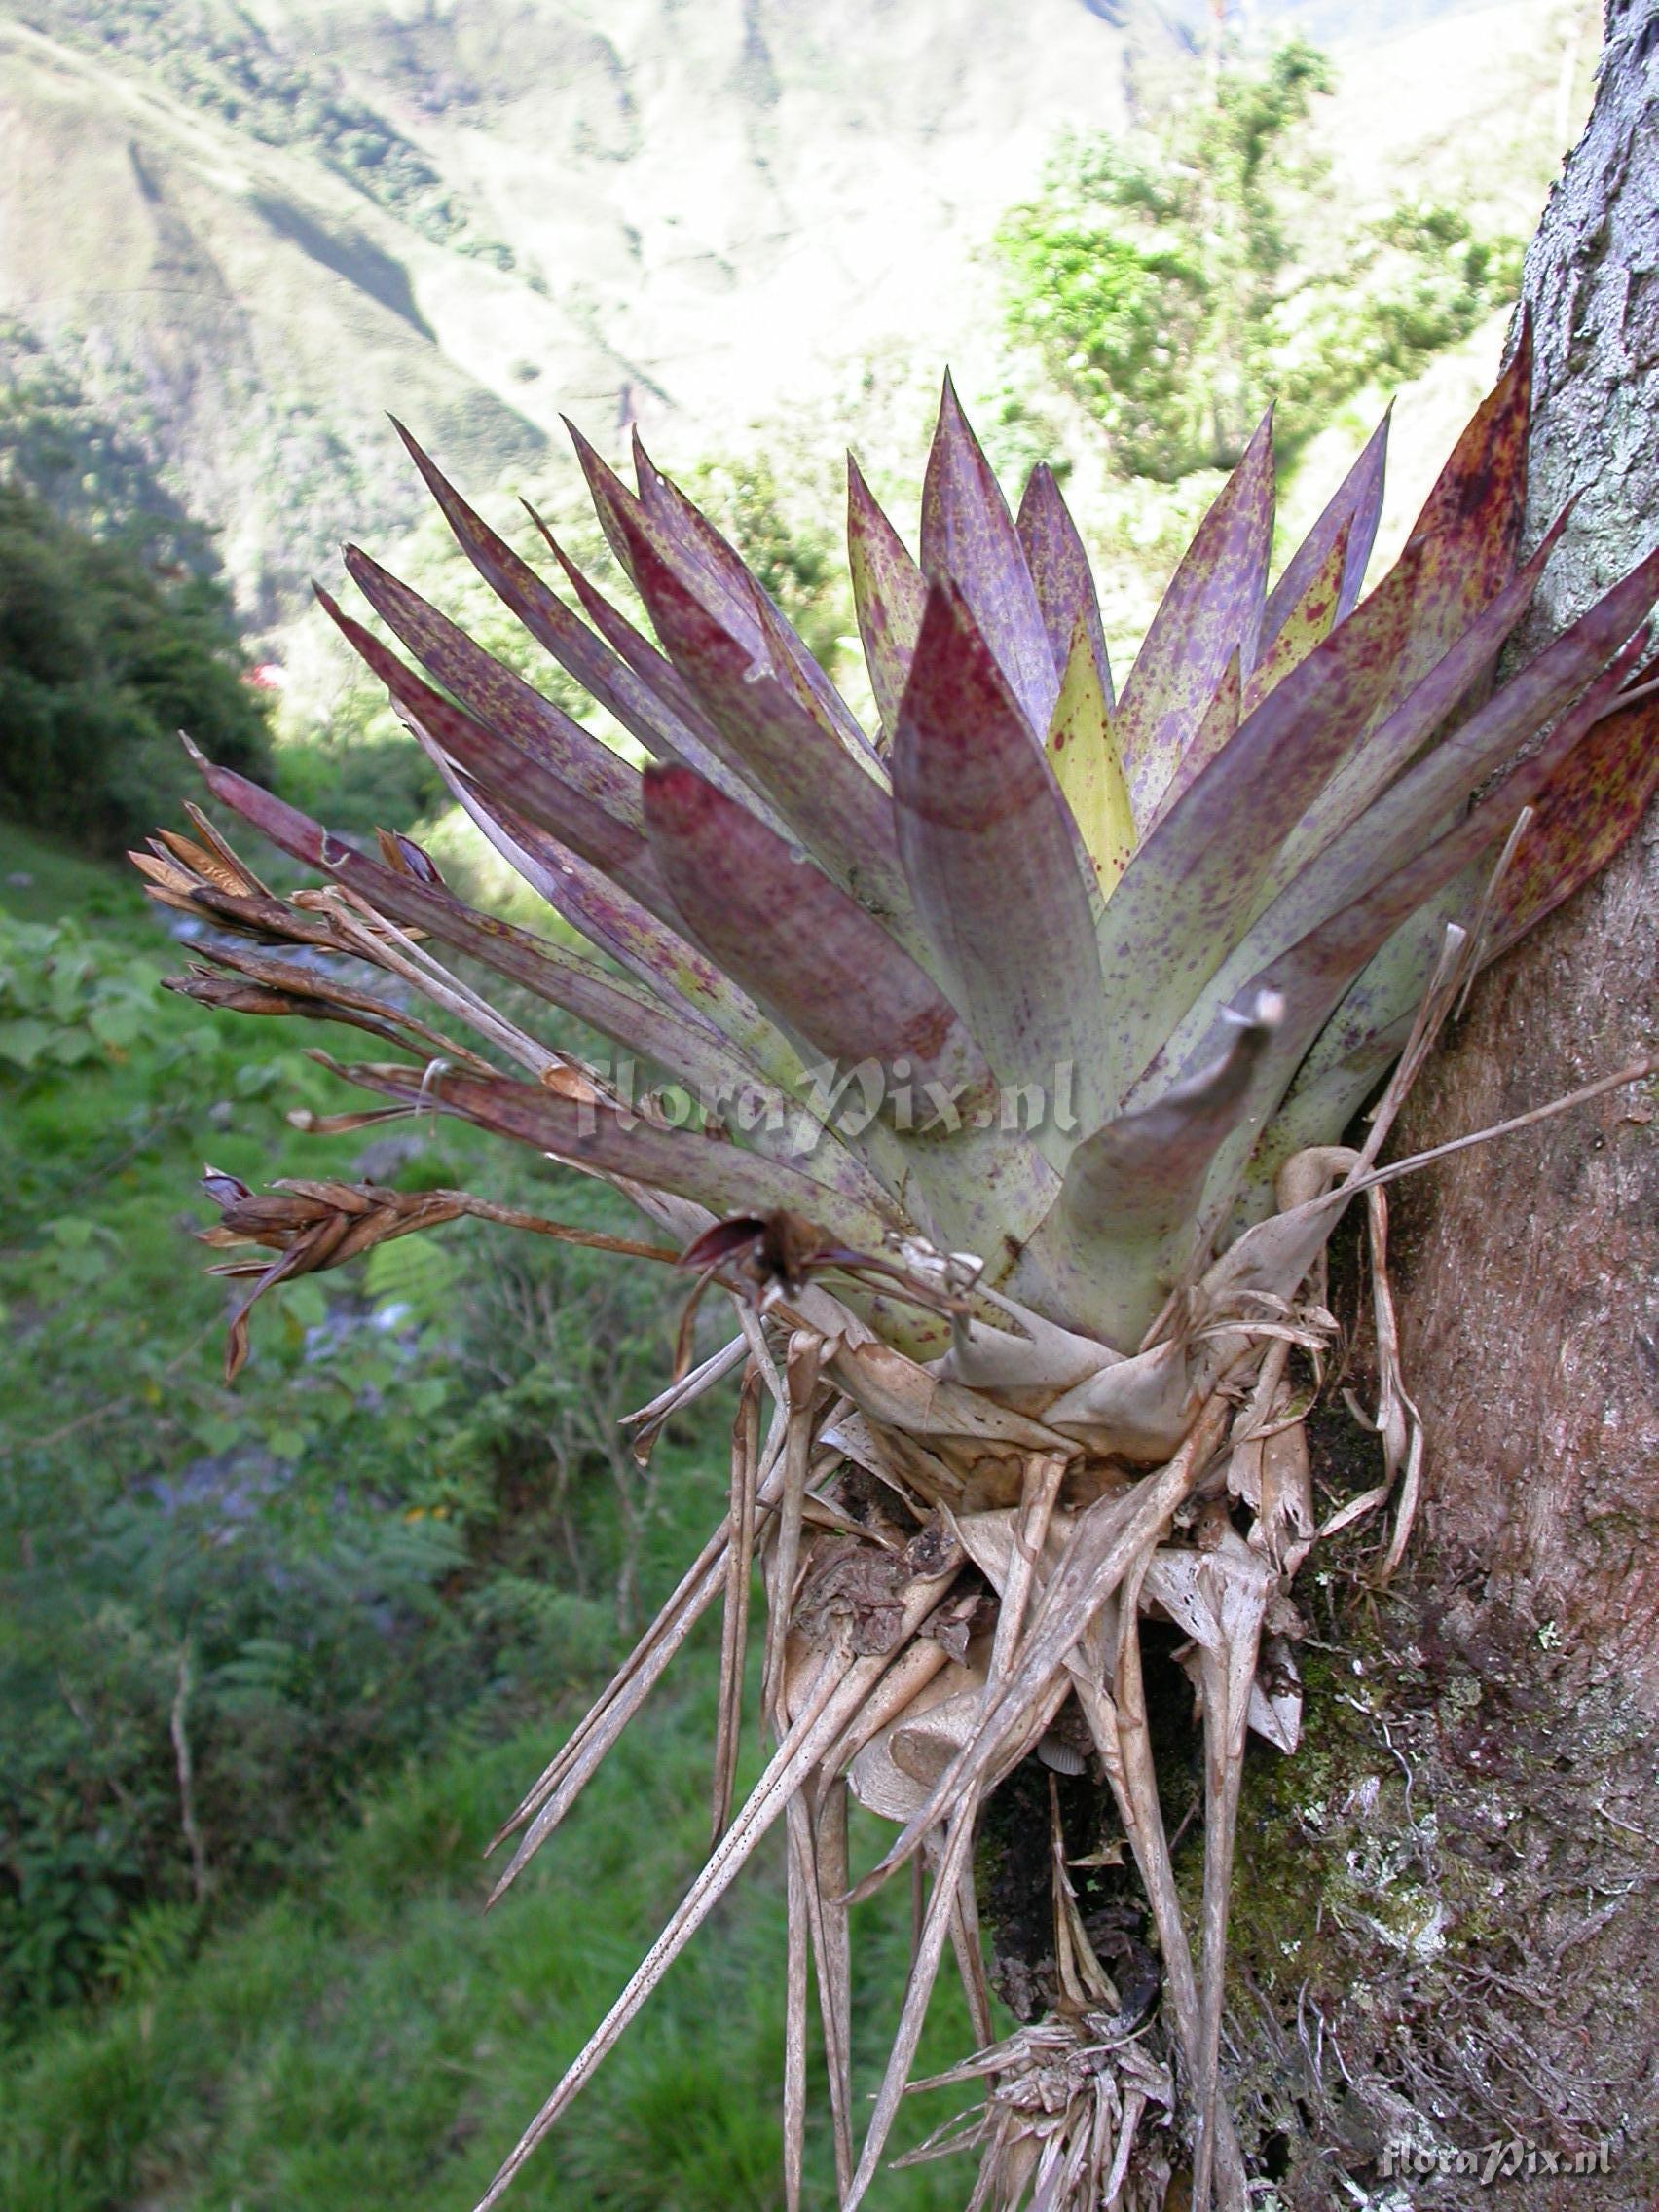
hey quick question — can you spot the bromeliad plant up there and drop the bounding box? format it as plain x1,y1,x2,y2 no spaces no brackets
136,332,1659,2212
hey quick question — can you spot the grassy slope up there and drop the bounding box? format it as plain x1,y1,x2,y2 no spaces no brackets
3,1690,977,2212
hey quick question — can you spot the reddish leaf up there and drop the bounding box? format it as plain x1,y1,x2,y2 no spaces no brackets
391,422,711,773
1258,411,1387,655
633,431,878,766
185,749,792,1120
337,1059,903,1253
1095,529,1433,1109
315,586,670,916
1114,410,1275,821
920,374,1055,738
847,454,926,748
611,512,914,932
642,763,992,1117
342,547,643,830
1016,462,1114,708
1486,674,1659,957
894,581,1109,1127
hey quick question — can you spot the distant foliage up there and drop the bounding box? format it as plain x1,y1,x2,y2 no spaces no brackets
29,0,519,271
1000,37,1522,479
0,484,271,853
0,896,720,2021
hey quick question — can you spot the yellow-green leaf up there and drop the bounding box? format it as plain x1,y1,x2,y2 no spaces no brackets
1046,617,1135,900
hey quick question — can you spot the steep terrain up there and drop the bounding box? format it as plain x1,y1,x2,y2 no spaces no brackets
0,0,1597,626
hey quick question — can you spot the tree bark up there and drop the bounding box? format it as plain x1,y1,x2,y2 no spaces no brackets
1393,0,1659,1698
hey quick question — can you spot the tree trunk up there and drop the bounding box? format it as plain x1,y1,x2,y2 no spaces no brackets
1394,0,1659,1696
1196,13,1659,2207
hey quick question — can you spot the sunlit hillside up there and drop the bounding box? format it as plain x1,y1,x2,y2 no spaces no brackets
0,0,1596,628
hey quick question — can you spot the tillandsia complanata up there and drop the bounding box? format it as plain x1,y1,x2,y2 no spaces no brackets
135,326,1659,2212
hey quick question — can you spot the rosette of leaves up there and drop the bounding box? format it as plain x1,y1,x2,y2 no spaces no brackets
135,331,1659,2212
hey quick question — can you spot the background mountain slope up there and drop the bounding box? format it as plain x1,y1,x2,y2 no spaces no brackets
0,0,1593,625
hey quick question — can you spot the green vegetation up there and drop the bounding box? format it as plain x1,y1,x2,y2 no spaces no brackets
0,483,271,853
999,37,1522,479
26,1,520,271
0,837,975,2207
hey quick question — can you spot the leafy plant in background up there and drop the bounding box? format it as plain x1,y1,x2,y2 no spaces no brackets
0,897,717,2026
0,483,271,854
137,329,1659,2212
999,37,1522,481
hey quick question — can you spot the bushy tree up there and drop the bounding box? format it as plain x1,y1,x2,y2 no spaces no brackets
0,484,271,854
1000,37,1521,480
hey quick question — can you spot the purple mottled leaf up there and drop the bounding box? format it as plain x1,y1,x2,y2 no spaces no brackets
632,431,878,765
1258,411,1387,655
1145,649,1239,833
1237,531,1658,981
609,509,914,932
1017,993,1280,1346
1241,522,1349,723
184,752,793,1118
391,423,716,775
643,763,990,1113
315,587,670,916
335,1059,903,1252
893,581,1109,1129
431,756,804,1089
562,416,646,587
847,454,926,748
920,374,1056,738
1016,462,1113,708
526,514,718,748
342,546,643,830
1386,326,1533,701
1113,410,1275,821
1184,622,1652,1243
1485,671,1659,957
1093,530,1434,1109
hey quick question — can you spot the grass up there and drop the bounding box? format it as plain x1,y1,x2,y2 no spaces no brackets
1,1680,987,2212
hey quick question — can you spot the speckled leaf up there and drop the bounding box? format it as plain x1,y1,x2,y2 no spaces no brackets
847,455,926,748
612,509,914,932
1017,462,1113,708
182,753,792,1119
1045,616,1133,901
1241,522,1349,720
919,375,1055,738
1146,649,1240,834
1385,326,1533,702
895,581,1110,1129
422,752,805,1091
336,1059,902,1252
342,546,645,829
391,423,722,779
1113,410,1274,823
527,515,720,746
1093,531,1433,1110
633,430,878,767
1258,411,1387,655
316,586,671,916
1485,670,1659,957
1182,627,1651,1242
642,762,993,1122
1235,531,1659,984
